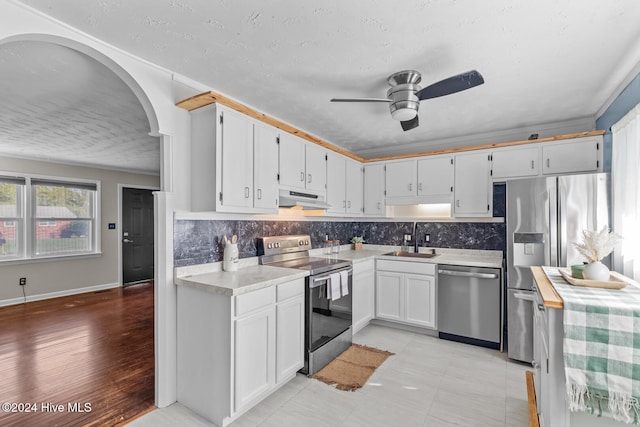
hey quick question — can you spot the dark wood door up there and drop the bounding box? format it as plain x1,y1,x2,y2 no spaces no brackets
122,188,154,285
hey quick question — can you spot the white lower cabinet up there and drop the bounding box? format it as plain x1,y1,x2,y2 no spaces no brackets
234,305,275,412
352,259,375,332
275,283,305,383
375,260,436,329
177,278,304,427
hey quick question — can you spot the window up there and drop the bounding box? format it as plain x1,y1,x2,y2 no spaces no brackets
0,174,99,261
33,179,97,257
612,102,640,280
0,176,24,258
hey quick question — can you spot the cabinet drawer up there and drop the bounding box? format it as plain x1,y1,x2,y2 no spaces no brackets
277,278,304,302
235,287,275,317
376,260,435,275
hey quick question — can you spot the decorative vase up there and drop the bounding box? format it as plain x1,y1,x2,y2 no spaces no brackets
582,261,610,281
352,242,363,251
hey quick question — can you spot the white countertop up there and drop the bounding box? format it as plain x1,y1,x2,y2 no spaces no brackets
175,261,308,296
174,245,503,295
311,245,503,269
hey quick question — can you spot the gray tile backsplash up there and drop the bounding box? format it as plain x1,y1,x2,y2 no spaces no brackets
175,183,507,267
174,218,506,267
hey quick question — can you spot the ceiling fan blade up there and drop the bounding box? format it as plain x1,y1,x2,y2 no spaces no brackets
330,98,390,102
416,70,484,100
401,116,419,131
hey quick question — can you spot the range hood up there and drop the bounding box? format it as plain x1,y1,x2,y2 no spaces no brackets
278,190,331,210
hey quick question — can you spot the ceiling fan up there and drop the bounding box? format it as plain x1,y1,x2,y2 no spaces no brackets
330,69,484,131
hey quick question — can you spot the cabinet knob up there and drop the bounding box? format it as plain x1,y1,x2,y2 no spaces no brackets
348,201,351,208
257,188,262,199
300,172,305,182
531,160,535,169
308,174,312,183
244,187,250,198
456,200,460,208
546,158,550,168
408,183,412,191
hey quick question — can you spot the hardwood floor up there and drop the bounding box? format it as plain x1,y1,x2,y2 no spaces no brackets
0,283,155,426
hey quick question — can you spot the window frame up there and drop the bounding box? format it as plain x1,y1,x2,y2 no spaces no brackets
0,172,101,263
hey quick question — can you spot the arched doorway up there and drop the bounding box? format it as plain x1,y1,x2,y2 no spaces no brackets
0,36,164,423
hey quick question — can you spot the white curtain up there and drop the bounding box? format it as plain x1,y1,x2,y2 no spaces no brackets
612,102,640,280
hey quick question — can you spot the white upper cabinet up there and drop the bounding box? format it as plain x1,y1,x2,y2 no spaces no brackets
417,155,454,202
253,123,280,210
363,163,385,216
542,137,601,175
190,104,279,213
345,159,364,215
305,143,327,194
326,152,347,214
385,159,417,199
454,151,492,217
326,152,363,215
491,146,540,179
218,107,254,210
491,136,602,180
278,133,326,194
278,133,306,190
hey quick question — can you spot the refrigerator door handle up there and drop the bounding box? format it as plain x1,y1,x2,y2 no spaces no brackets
548,177,559,267
513,291,536,302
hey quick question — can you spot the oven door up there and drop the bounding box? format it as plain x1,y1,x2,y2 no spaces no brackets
307,266,353,352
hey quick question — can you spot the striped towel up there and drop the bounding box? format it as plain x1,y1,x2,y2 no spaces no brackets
543,267,640,424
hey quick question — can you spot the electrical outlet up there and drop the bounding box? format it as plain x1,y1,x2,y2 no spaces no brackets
425,234,430,243
19,277,26,286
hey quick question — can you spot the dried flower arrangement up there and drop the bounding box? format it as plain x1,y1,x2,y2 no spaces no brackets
573,226,622,263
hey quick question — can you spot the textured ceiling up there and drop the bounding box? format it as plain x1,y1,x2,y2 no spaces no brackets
0,40,159,174
5,1,640,170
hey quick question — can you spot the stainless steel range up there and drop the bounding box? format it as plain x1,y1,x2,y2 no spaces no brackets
258,235,353,375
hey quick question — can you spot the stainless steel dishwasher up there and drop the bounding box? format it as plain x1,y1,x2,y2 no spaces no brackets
437,264,501,349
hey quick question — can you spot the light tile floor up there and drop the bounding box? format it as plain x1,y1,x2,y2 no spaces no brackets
129,324,531,427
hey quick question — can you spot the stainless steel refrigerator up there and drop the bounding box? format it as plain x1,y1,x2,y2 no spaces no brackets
506,173,610,363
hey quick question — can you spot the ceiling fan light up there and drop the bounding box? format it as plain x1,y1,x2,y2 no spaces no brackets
390,107,417,121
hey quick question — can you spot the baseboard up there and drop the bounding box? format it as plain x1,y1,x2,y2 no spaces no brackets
0,282,120,307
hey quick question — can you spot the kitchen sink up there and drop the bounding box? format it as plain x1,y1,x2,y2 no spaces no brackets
382,251,438,259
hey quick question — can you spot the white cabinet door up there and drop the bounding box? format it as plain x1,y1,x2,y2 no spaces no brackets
345,159,363,215
276,296,304,383
491,146,539,179
305,143,327,194
353,260,375,333
385,160,417,198
375,271,403,321
326,152,346,214
364,163,385,216
220,108,254,209
454,151,492,217
278,133,306,190
417,155,454,200
404,274,436,329
234,307,276,412
253,123,280,211
542,138,600,175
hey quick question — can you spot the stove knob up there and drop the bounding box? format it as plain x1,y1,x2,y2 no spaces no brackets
305,240,310,245
267,243,273,249
275,242,280,248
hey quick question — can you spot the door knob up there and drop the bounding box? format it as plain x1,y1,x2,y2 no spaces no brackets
123,238,134,243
